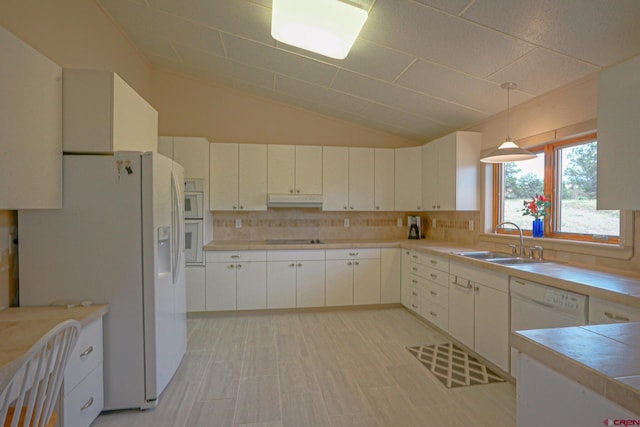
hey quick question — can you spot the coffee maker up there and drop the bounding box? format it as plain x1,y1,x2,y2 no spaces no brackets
407,215,421,239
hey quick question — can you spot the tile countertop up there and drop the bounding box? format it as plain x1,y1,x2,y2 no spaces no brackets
204,239,640,308
512,323,640,415
0,304,109,390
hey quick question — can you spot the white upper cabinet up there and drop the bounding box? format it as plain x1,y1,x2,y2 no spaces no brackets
63,69,158,153
597,55,640,210
348,148,375,211
0,26,62,209
322,147,349,210
394,146,423,211
322,147,375,211
374,149,395,211
422,131,481,211
267,145,322,195
159,136,210,180
210,143,267,211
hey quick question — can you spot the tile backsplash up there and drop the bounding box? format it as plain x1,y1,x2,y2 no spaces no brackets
211,209,480,244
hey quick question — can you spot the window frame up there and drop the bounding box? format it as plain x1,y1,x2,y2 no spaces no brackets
493,132,620,244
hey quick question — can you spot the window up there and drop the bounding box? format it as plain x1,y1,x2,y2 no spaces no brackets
495,133,620,243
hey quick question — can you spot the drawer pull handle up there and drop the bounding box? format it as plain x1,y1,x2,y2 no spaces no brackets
289,263,295,267
429,311,437,317
605,312,630,322
430,291,437,296
349,252,358,256
412,291,418,296
412,267,418,271
411,255,418,259
297,263,302,267
411,304,418,309
430,260,437,265
411,279,418,284
79,346,94,358
430,274,437,279
231,255,240,259
80,396,94,411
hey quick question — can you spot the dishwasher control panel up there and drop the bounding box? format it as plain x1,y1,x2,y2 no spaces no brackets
544,290,583,310
510,277,588,318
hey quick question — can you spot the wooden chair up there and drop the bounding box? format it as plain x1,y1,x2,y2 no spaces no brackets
0,319,80,427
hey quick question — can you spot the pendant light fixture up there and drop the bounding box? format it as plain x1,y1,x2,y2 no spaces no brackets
480,82,536,163
271,0,368,60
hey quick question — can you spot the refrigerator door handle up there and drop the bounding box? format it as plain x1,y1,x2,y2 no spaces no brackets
171,171,184,284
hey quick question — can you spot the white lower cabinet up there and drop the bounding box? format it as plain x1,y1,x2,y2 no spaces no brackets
61,317,104,427
449,262,509,372
186,266,206,312
325,249,381,306
589,297,640,324
380,248,401,303
205,251,267,311
267,250,326,308
409,253,449,331
400,249,414,310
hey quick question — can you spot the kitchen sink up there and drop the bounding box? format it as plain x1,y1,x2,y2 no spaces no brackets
487,257,558,265
451,251,517,260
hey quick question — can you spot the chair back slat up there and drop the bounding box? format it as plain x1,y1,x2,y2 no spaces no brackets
0,319,80,427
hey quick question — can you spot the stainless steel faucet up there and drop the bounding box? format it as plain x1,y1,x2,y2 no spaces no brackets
494,221,524,257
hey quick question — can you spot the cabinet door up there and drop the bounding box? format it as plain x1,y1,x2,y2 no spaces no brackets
267,145,295,194
436,136,457,210
400,250,413,308
597,56,640,210
394,146,422,211
210,143,239,210
173,137,210,179
474,283,509,371
322,147,349,211
422,142,439,210
267,261,297,309
1,26,62,209
205,262,237,310
296,260,325,308
186,265,206,312
239,144,267,210
380,248,401,303
157,136,173,158
448,276,474,349
295,145,323,195
325,260,353,306
236,261,267,309
374,149,395,211
353,258,381,305
348,148,375,211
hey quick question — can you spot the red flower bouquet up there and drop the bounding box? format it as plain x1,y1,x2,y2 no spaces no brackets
522,194,551,219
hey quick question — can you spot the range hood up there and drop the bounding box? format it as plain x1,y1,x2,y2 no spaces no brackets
267,194,323,208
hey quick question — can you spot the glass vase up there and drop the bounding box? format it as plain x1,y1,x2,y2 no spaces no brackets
532,218,544,238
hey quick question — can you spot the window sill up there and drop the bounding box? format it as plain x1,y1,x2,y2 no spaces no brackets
479,233,633,261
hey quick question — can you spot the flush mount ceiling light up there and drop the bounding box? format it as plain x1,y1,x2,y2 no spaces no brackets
480,82,537,163
271,0,368,60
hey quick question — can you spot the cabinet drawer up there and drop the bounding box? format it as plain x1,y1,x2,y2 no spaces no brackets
63,362,103,427
407,286,421,313
410,252,449,272
410,264,448,287
450,262,508,293
423,281,448,309
589,297,640,324
65,317,103,392
421,300,448,331
267,249,325,261
206,250,267,263
325,248,380,260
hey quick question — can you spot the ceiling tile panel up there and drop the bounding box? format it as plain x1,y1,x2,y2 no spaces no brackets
361,103,455,139
488,48,599,95
175,44,275,90
149,55,237,88
275,76,371,114
360,0,535,77
332,70,486,126
278,38,415,82
396,60,533,113
222,34,339,86
412,0,474,15
462,0,640,67
147,0,275,46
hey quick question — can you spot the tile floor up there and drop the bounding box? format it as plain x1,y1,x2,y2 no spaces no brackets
91,308,515,426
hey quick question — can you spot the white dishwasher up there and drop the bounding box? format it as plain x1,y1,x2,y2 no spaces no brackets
510,277,588,376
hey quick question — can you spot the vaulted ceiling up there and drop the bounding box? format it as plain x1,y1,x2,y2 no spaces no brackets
98,0,640,142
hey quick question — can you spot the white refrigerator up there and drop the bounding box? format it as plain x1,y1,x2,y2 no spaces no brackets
18,151,187,410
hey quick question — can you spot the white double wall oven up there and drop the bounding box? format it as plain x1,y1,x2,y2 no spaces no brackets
184,179,204,265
